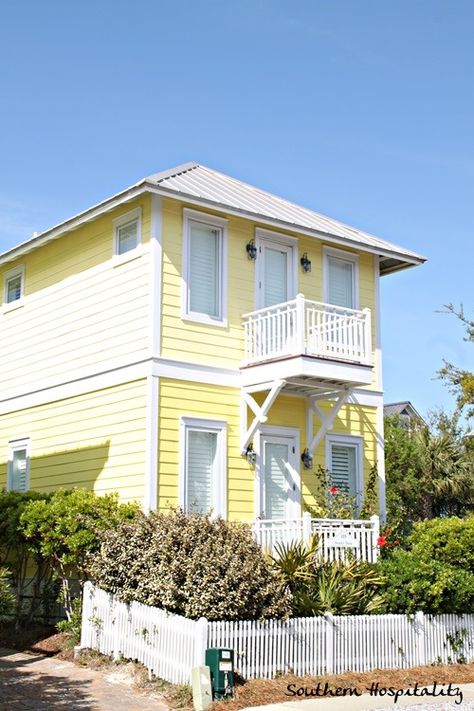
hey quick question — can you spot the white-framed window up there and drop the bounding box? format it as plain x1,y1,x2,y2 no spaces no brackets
182,208,228,326
4,265,25,305
326,434,364,509
179,417,227,517
7,438,31,492
323,246,359,309
113,207,142,256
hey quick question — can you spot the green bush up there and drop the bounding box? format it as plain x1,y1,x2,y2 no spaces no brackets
378,549,474,614
407,516,474,572
270,537,384,616
89,510,290,621
19,488,139,621
0,568,15,624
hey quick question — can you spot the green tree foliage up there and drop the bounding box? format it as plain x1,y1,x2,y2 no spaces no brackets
89,509,290,621
270,537,384,616
19,489,138,620
0,568,15,624
438,305,474,418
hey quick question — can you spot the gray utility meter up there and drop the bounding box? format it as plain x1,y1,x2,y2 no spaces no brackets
205,648,235,700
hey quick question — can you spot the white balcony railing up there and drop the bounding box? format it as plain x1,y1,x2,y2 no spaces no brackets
242,294,371,366
252,514,380,562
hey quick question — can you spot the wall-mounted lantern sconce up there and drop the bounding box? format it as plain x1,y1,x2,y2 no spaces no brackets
301,448,313,470
245,443,257,466
300,253,311,273
246,239,257,261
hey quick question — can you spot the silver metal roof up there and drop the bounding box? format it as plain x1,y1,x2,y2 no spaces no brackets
144,162,426,271
0,161,426,272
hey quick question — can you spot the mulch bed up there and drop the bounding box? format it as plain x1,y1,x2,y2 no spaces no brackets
212,664,474,710
0,623,71,658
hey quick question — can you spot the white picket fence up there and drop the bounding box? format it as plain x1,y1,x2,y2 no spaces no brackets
252,513,380,562
81,582,474,684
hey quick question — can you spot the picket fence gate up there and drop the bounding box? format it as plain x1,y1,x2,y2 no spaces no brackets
80,582,474,685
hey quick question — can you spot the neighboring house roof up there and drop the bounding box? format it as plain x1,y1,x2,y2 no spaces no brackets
0,162,426,274
384,401,425,423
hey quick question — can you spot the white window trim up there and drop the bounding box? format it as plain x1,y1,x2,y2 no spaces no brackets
179,416,227,517
3,265,25,309
7,437,31,492
112,207,142,259
323,245,359,309
325,433,364,509
255,228,298,310
181,208,228,327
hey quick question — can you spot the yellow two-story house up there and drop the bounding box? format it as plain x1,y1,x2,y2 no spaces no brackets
0,163,424,533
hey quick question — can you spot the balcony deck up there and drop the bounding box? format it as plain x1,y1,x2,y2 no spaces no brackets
241,294,373,390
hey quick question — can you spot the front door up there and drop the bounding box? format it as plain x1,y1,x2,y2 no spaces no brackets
256,237,295,309
260,432,299,519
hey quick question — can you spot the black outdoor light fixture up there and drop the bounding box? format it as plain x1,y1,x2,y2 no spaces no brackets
245,443,257,466
246,239,257,260
301,448,313,470
300,253,311,273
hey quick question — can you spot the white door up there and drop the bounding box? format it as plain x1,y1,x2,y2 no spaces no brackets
257,238,295,309
260,433,299,519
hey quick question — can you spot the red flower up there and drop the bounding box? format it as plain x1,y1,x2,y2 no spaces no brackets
329,486,338,495
377,535,387,548
394,540,400,546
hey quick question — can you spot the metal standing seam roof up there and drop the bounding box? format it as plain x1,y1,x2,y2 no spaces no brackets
0,161,426,271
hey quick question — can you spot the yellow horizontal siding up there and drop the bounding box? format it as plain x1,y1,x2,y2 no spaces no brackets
158,378,379,521
0,379,147,503
160,198,379,387
0,197,151,399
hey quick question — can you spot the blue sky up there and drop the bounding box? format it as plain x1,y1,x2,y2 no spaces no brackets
0,0,472,419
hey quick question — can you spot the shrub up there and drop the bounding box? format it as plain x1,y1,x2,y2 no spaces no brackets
270,537,385,616
407,516,474,572
19,488,139,620
0,568,15,624
89,510,290,621
378,549,474,614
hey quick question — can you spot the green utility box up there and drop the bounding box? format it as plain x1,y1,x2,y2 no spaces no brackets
205,648,235,700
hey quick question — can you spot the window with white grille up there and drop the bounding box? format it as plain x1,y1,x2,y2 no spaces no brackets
4,266,24,305
180,418,226,517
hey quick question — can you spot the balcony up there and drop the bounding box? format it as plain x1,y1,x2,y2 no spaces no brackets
241,294,373,390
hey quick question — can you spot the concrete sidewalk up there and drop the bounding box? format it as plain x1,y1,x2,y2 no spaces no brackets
243,683,474,711
0,647,168,710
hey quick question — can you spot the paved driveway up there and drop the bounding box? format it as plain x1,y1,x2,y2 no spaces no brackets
0,648,168,711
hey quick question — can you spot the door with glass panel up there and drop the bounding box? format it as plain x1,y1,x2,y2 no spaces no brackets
260,433,299,520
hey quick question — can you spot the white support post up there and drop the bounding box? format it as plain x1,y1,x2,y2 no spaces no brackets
415,611,426,666
370,514,380,562
363,307,371,364
295,293,306,355
302,512,312,545
194,617,209,667
325,613,335,675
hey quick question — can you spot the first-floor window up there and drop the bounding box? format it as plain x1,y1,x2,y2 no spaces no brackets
326,434,363,507
7,438,30,492
180,418,226,516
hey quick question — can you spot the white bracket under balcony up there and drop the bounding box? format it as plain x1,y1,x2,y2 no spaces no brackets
306,388,352,457
240,379,286,453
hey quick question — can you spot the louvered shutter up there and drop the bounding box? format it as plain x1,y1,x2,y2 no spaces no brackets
330,445,356,497
117,219,138,255
263,248,288,307
11,449,28,492
264,442,288,519
186,430,217,513
189,221,220,317
328,257,354,308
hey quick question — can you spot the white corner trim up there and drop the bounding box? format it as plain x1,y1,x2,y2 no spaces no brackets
144,374,159,512
322,245,359,309
376,401,386,523
374,254,383,391
181,208,228,327
179,416,227,518
150,195,163,359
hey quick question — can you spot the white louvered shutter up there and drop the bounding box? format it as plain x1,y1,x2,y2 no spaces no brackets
189,221,220,317
263,248,288,307
264,442,288,519
11,449,28,492
330,445,356,497
328,257,354,308
186,430,217,513
117,219,138,255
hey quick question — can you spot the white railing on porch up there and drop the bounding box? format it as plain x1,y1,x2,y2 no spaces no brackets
242,294,371,366
252,513,380,562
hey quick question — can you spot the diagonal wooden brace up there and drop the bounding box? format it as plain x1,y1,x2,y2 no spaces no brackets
306,388,352,456
240,379,286,453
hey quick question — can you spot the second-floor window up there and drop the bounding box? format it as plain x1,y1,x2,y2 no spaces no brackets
183,209,227,325
113,208,141,256
323,247,359,309
4,266,24,305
